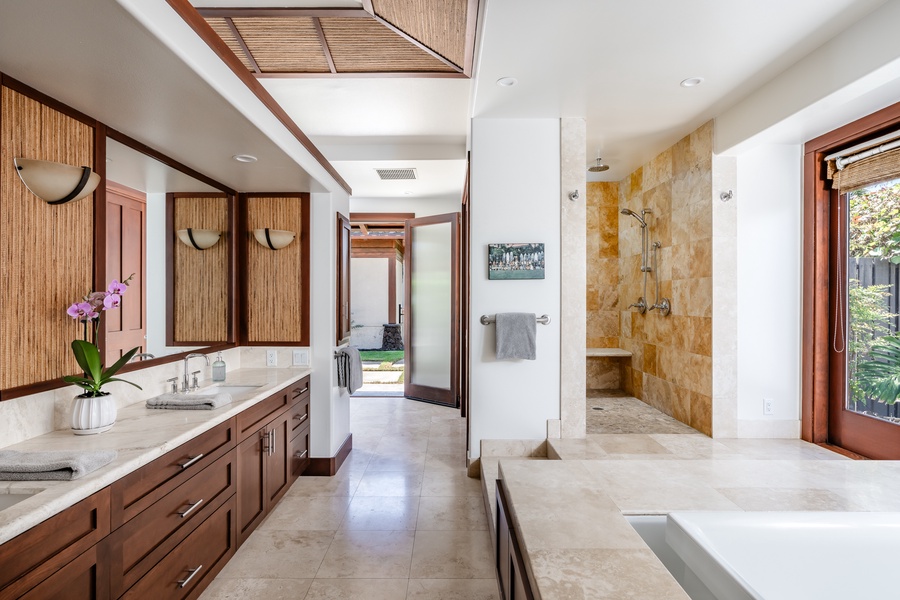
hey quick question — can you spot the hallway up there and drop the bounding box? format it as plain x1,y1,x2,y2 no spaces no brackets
200,396,498,600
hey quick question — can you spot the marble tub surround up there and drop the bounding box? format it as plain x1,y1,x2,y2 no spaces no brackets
0,367,310,545
0,346,243,447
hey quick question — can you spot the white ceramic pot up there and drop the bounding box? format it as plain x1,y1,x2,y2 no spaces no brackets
71,393,117,435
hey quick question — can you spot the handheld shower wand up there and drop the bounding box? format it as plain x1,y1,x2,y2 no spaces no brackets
622,208,651,313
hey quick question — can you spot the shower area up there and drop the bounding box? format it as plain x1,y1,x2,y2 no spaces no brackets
586,122,718,436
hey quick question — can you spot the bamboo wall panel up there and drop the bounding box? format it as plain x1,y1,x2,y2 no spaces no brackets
246,196,305,343
373,0,467,68
0,85,94,390
321,18,456,72
173,195,229,343
206,18,256,71
232,17,330,73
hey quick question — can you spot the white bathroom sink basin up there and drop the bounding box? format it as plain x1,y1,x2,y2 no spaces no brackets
666,511,900,600
192,383,262,397
0,493,35,511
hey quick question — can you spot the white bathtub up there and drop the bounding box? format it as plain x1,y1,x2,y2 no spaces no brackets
666,511,900,600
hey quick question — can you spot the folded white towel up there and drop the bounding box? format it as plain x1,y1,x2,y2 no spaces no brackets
0,450,117,481
146,392,232,410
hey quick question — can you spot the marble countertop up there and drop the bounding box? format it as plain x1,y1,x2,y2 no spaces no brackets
0,367,311,545
498,435,900,599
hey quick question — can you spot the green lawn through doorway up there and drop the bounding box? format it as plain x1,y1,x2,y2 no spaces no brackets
358,350,404,364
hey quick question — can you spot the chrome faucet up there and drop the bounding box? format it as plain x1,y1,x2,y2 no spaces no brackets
130,352,156,362
182,353,209,392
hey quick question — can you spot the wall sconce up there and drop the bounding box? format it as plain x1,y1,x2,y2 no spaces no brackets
176,228,221,250
253,228,295,250
14,158,101,205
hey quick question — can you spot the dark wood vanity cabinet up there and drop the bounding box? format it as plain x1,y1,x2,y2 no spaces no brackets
0,375,311,600
237,377,310,545
496,482,534,600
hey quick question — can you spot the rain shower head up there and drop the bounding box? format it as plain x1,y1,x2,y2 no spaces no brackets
588,157,609,172
621,208,647,227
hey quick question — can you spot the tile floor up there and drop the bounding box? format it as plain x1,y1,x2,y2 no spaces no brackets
200,396,498,600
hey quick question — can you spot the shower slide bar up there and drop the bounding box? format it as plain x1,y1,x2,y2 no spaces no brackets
480,314,551,326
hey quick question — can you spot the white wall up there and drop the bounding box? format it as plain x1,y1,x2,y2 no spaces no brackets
735,144,803,437
310,191,352,458
468,118,561,460
350,196,461,217
351,258,389,326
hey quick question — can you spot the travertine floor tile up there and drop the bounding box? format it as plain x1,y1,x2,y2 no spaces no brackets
406,579,500,599
287,474,362,498
199,577,312,600
409,530,495,579
416,496,487,531
260,495,352,531
421,470,482,497
340,496,420,530
367,452,427,472
355,471,424,497
219,530,334,579
305,578,409,599
316,530,415,579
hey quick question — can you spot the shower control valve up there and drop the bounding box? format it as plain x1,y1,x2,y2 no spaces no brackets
629,298,647,314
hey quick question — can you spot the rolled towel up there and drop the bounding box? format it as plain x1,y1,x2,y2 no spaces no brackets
0,449,117,481
146,392,232,410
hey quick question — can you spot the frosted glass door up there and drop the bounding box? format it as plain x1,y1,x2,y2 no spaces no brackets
404,213,459,406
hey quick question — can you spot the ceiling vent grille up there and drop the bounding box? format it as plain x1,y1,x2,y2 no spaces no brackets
376,168,417,181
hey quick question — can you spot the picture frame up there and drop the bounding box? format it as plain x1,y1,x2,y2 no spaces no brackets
488,243,545,280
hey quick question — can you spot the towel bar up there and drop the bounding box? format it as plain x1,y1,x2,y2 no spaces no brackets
480,314,551,326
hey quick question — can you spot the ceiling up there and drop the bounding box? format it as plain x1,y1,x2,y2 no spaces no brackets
1,0,896,205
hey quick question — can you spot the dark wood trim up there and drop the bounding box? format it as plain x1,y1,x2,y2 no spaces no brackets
312,17,337,74
303,433,353,476
388,258,397,324
1,74,98,127
460,154,470,421
225,17,260,74
167,0,352,195
237,193,250,347
817,443,869,460
197,7,371,18
165,193,175,347
351,212,415,224
94,125,109,363
368,13,464,73
255,71,468,79
301,195,311,347
463,0,480,77
336,212,352,345
106,129,235,196
803,100,900,458
228,192,239,345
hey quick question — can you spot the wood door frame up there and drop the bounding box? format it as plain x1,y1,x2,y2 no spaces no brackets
803,100,900,458
403,212,460,407
349,239,404,325
336,212,351,345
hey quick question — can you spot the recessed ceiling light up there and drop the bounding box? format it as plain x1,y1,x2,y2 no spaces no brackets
680,77,704,88
496,77,518,87
232,154,258,163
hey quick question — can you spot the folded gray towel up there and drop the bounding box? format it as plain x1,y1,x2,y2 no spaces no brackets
336,347,364,394
146,392,232,410
496,312,537,360
0,450,117,481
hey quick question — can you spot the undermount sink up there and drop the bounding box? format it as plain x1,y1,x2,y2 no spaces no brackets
0,493,36,511
192,383,263,397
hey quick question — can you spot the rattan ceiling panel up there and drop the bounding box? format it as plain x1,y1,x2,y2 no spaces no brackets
373,0,467,68
321,17,456,72
206,18,256,71
233,17,331,73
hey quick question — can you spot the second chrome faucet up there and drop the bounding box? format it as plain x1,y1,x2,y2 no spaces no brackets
182,353,209,392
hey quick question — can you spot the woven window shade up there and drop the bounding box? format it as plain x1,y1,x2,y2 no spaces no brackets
827,146,900,192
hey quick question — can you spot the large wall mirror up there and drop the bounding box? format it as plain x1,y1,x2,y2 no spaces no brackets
104,135,235,364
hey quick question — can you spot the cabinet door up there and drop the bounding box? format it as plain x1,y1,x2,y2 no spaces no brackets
20,542,109,600
236,430,266,546
290,426,310,480
266,410,291,507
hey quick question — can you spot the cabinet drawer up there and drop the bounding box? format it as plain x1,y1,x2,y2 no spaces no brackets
111,418,235,527
19,541,109,600
0,488,110,598
289,394,310,437
291,376,310,401
236,391,289,441
110,449,236,598
122,496,236,600
290,426,310,479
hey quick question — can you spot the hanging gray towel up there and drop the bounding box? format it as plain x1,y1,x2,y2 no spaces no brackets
339,346,363,394
0,449,117,481
146,392,232,410
495,312,537,360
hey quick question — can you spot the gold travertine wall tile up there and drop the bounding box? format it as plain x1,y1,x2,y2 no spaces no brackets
690,391,713,436
643,149,673,192
587,357,621,390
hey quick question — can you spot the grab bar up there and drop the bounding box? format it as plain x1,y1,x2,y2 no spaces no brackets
480,314,551,326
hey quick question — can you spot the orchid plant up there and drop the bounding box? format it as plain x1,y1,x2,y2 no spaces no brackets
63,276,142,397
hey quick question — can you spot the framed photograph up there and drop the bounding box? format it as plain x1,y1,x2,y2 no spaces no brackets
488,243,545,280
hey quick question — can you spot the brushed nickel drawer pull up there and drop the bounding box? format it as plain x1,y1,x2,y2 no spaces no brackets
177,565,203,588
177,499,204,519
269,429,276,456
295,449,308,459
179,454,204,469
292,385,309,398
261,430,270,454
293,412,309,423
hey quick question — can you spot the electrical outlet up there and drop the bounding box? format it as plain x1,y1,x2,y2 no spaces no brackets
295,350,309,366
763,398,774,416
266,350,278,367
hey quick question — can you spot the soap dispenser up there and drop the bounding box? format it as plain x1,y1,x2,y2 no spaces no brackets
212,352,226,382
